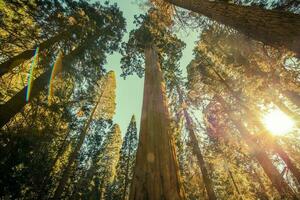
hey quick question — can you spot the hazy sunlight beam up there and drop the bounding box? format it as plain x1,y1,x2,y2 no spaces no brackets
262,108,295,136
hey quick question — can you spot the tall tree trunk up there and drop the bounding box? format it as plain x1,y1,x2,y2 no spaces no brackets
210,67,300,184
165,0,300,56
0,34,97,128
216,95,297,199
129,46,185,200
0,27,78,77
52,85,106,199
177,87,217,200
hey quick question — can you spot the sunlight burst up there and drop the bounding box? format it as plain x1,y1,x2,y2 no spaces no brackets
262,109,295,136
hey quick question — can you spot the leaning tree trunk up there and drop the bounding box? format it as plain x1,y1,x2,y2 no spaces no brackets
129,46,185,200
0,33,98,128
177,87,217,200
165,0,300,56
216,96,296,199
38,129,72,199
52,82,106,199
210,67,300,184
0,26,79,77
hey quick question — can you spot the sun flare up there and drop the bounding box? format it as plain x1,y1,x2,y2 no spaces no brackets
262,108,295,136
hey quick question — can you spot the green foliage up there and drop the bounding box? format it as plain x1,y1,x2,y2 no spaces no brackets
120,8,185,80
0,1,125,199
107,115,138,200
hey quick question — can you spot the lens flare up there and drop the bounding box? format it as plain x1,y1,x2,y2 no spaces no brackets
48,51,63,104
262,108,295,136
26,47,39,102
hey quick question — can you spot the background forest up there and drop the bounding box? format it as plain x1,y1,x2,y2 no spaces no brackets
0,0,299,199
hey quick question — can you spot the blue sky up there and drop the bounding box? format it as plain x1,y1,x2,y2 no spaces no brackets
105,0,198,134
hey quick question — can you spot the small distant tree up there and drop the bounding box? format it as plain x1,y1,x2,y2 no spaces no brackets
88,124,122,199
108,115,138,200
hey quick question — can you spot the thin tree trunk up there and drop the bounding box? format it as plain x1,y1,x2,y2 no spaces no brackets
0,27,78,77
165,0,300,56
38,130,72,199
177,86,217,200
129,46,185,200
0,34,98,128
210,67,300,184
227,168,243,199
52,85,106,199
216,95,297,199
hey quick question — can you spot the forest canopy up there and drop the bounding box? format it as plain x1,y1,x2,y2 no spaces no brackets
0,0,299,199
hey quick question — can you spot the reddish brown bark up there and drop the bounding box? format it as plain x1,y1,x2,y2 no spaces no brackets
166,0,300,56
129,46,185,200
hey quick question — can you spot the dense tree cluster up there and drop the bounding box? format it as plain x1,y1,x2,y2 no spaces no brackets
0,0,299,199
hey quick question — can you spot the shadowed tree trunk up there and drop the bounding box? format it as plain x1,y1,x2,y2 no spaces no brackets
177,86,217,200
0,34,98,128
209,67,300,184
129,46,185,200
38,130,72,199
165,0,300,56
0,27,79,77
216,95,297,199
52,80,107,199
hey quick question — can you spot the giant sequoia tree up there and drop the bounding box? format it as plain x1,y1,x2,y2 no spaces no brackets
163,0,300,56
121,10,186,199
1,0,300,199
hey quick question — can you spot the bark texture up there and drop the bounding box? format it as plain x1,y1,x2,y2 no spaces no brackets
166,0,300,56
129,46,185,200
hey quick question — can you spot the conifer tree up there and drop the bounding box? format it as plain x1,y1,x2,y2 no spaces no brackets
52,71,116,199
187,56,298,198
0,1,125,128
88,124,122,199
121,9,186,199
108,115,138,200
